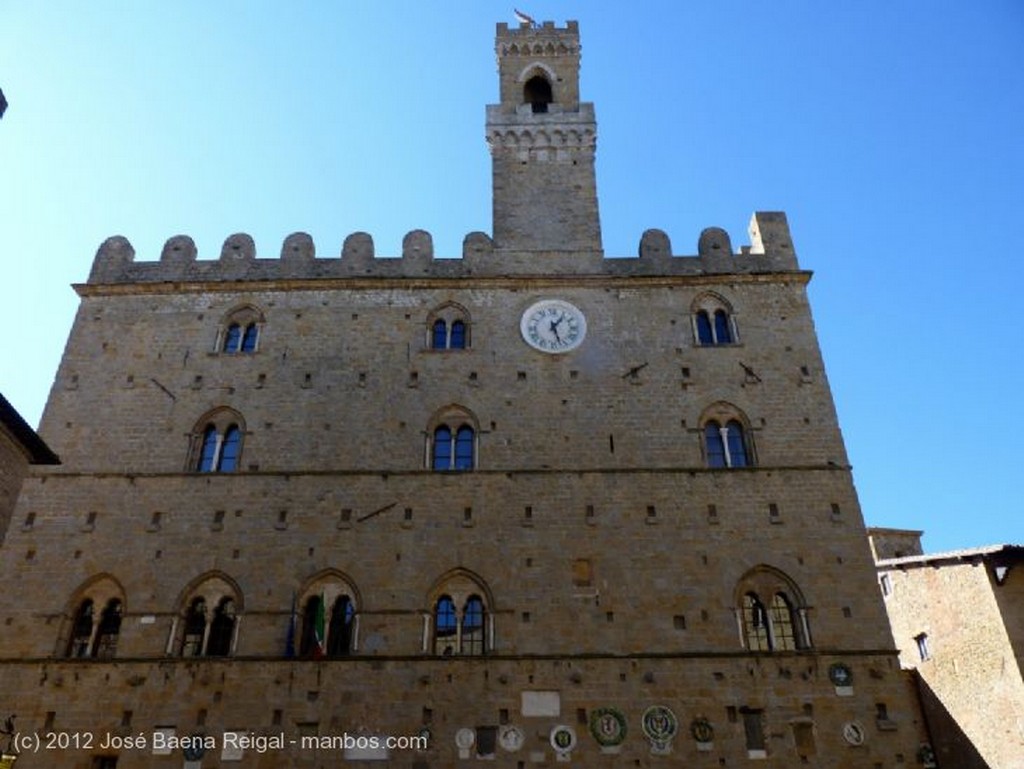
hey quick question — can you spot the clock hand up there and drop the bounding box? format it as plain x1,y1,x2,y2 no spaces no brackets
548,318,562,342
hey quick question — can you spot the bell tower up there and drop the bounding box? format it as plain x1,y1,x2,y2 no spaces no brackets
487,20,602,255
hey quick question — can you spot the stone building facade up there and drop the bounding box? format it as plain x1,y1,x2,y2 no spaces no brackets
871,528,1024,769
0,20,933,769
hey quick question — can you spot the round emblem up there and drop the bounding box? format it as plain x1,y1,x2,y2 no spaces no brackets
690,716,714,743
588,708,627,747
641,705,678,754
454,727,476,750
549,724,577,754
842,721,865,746
829,662,853,687
521,299,587,354
498,725,525,752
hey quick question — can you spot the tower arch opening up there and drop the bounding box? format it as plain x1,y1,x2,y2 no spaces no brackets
524,75,552,113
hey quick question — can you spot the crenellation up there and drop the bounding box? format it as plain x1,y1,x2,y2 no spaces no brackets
219,232,256,262
160,234,197,265
638,228,671,259
83,220,801,287
280,231,315,262
401,229,433,263
340,231,375,267
698,226,733,257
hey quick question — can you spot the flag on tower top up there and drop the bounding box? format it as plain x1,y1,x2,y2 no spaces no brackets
514,9,537,27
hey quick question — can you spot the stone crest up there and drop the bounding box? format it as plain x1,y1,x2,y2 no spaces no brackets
641,705,678,754
588,707,627,751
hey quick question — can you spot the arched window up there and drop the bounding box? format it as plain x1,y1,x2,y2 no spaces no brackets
432,319,448,350
206,598,236,657
427,303,471,350
743,593,770,651
736,567,811,652
454,426,475,470
524,74,553,113
769,593,797,651
299,594,327,658
429,408,478,472
449,320,466,349
223,324,242,353
692,293,737,346
725,420,749,467
713,309,733,344
700,404,753,469
461,595,486,655
197,425,219,472
696,311,714,345
190,409,246,473
67,599,95,658
219,305,263,354
327,596,355,657
240,323,259,353
434,596,458,655
704,422,727,468
93,599,123,659
181,597,207,657
432,426,453,470
428,570,492,656
219,426,242,471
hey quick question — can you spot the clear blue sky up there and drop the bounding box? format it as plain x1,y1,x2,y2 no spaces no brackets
2,2,1021,553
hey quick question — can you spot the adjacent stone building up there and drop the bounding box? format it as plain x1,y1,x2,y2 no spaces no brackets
0,20,934,768
871,528,1024,769
0,392,58,538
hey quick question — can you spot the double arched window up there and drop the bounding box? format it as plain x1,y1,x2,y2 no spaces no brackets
429,406,478,471
433,425,475,471
692,293,737,346
427,303,471,350
428,570,492,656
176,574,241,657
736,567,811,652
700,403,754,468
190,408,245,473
297,573,359,658
219,305,263,354
67,598,123,659
64,576,125,659
704,420,750,468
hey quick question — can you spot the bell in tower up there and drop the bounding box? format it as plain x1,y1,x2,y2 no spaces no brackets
486,20,603,255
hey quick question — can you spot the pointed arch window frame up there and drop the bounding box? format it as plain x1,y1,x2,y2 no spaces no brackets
218,305,265,355
295,575,361,658
189,409,246,473
734,567,812,653
424,571,494,657
691,294,739,347
171,576,243,658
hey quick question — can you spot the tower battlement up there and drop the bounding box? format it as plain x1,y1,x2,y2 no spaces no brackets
85,214,798,286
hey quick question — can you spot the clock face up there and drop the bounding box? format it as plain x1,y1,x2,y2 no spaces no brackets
521,299,587,354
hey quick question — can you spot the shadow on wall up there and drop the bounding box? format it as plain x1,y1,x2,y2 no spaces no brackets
912,670,990,769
